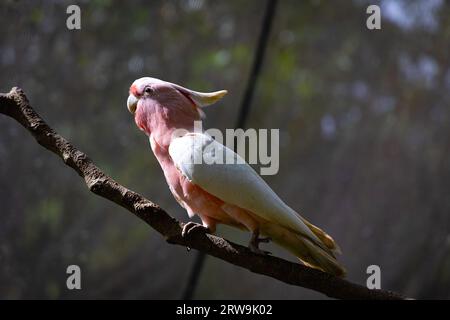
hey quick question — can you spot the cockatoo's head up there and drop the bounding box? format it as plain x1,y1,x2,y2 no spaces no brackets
127,77,227,119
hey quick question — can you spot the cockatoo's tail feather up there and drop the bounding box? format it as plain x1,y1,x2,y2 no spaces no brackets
300,216,342,255
260,219,346,277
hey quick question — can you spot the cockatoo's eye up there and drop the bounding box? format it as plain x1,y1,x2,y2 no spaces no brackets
144,86,154,95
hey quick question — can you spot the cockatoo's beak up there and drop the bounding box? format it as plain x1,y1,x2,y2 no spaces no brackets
127,94,139,114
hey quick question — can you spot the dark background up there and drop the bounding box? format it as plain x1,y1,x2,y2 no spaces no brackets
1,0,449,299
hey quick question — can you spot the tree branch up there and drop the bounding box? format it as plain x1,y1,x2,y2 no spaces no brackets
0,87,407,300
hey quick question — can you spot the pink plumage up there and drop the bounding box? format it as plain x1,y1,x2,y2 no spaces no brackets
127,77,345,277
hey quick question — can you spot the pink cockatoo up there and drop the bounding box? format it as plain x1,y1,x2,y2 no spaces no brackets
127,77,345,277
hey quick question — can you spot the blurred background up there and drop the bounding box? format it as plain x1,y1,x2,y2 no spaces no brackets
1,0,449,299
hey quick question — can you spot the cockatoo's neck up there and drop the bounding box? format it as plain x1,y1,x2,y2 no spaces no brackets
134,101,201,151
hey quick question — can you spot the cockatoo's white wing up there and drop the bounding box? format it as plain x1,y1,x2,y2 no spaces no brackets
169,133,320,243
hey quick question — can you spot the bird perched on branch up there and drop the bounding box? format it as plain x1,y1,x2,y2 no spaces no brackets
127,77,345,277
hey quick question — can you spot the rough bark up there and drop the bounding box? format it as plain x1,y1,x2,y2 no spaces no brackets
0,87,408,300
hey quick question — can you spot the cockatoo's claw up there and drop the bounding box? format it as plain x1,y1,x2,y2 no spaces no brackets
182,222,210,238
249,232,272,255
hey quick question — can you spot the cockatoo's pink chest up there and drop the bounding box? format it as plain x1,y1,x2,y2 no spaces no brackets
149,134,224,218
149,135,184,195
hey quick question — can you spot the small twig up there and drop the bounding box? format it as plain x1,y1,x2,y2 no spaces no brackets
0,87,407,300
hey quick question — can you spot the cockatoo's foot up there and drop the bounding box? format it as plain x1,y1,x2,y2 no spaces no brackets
182,222,210,238
249,232,272,255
